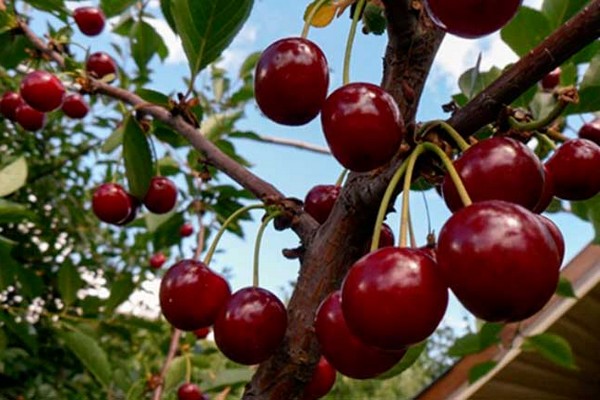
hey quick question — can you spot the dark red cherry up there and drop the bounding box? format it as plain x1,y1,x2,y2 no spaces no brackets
303,356,336,400
442,137,544,212
437,200,561,322
143,176,178,214
150,252,166,269
193,326,211,339
255,37,329,126
177,383,204,400
61,93,89,119
116,194,140,226
180,222,194,237
578,118,600,146
304,185,340,224
73,6,106,36
0,91,24,121
86,52,118,80
375,223,395,248
214,287,287,365
537,215,565,264
424,0,522,38
342,247,448,350
20,70,65,112
14,104,46,131
321,82,405,172
545,138,600,200
92,183,133,225
541,67,561,91
314,291,404,379
159,259,231,331
532,164,555,213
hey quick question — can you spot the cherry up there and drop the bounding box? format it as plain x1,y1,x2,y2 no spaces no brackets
254,37,329,126
537,215,565,264
304,185,340,224
314,291,404,379
375,223,395,248
177,383,204,400
61,93,89,119
424,0,522,38
321,82,405,172
541,67,561,91
0,91,24,121
20,70,65,112
86,52,118,80
159,259,231,331
150,252,166,269
442,137,544,212
116,194,141,226
143,176,178,214
437,200,561,322
532,164,555,213
578,118,600,146
180,222,194,237
14,104,46,132
92,183,133,225
303,356,336,400
214,287,287,365
73,6,106,36
342,247,448,350
545,138,600,200
193,326,211,339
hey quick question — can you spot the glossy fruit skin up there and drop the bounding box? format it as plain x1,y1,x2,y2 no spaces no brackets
92,183,133,224
61,93,89,119
73,6,106,36
424,0,522,38
116,194,140,226
537,215,565,264
150,252,166,269
304,185,340,224
193,326,211,339
180,222,194,237
442,137,544,212
546,138,600,200
321,82,405,172
20,70,65,112
541,67,561,90
437,200,561,322
15,104,46,131
303,356,336,400
143,176,178,214
255,37,329,126
314,291,404,379
533,164,555,213
342,247,448,350
0,91,24,120
373,223,395,249
214,287,287,365
159,259,231,331
86,52,118,80
578,118,600,146
177,383,204,400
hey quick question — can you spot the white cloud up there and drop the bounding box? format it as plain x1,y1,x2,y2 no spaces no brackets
218,24,259,73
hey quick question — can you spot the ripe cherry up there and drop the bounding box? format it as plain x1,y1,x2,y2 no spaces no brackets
532,164,555,213
177,383,205,400
20,70,65,112
61,93,89,119
92,183,133,225
373,223,395,249
255,37,329,126
304,185,340,224
537,215,565,264
545,138,600,200
424,0,522,38
578,118,600,146
14,104,46,132
143,176,178,214
193,326,211,339
437,200,561,322
214,287,287,365
442,137,544,212
180,222,194,237
342,247,448,350
116,194,140,226
321,82,405,172
73,6,106,36
160,259,231,331
149,252,166,269
314,291,404,379
541,67,561,91
303,356,336,400
0,91,24,120
86,52,118,80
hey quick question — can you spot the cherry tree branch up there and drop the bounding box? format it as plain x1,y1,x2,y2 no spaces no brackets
151,328,182,400
250,135,330,155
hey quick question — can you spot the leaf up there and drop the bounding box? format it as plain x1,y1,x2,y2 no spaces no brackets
157,155,180,176
136,88,171,108
101,125,125,154
23,0,67,16
170,0,254,78
363,2,386,35
458,66,502,101
0,236,19,291
152,212,185,249
568,53,600,115
57,263,84,306
202,368,253,391
448,333,481,357
542,0,590,29
556,276,577,298
153,121,188,148
122,116,154,198
130,19,169,70
501,7,551,57
0,199,36,223
468,360,497,384
160,0,177,33
163,356,187,392
238,51,261,80
376,341,427,379
59,330,113,387
303,0,336,28
146,210,176,233
478,323,503,349
0,30,29,69
0,156,27,197
523,333,577,370
100,0,137,18
105,273,136,313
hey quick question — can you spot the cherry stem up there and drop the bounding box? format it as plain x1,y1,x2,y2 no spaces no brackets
418,120,470,152
508,99,569,132
343,0,366,85
203,203,266,266
536,132,557,150
301,0,330,38
185,352,192,383
253,212,281,287
422,142,473,207
400,145,425,247
408,208,416,248
335,168,348,186
148,135,161,176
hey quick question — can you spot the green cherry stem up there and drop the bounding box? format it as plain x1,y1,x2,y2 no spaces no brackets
400,145,425,247
301,0,330,38
422,142,473,207
343,0,366,85
203,203,266,266
536,132,558,150
508,99,569,132
184,352,192,383
408,208,416,248
148,135,161,176
418,120,470,152
253,212,281,287
335,168,348,186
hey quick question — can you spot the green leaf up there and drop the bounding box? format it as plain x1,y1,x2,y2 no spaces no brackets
0,31,29,69
448,333,481,357
529,92,557,120
202,368,253,391
363,2,386,35
542,0,590,29
123,116,154,198
0,236,19,291
170,0,254,78
136,88,171,107
0,199,36,223
523,333,577,370
23,0,67,16
468,360,497,384
160,0,177,33
568,53,600,115
131,19,169,70
556,276,577,298
501,7,551,57
163,356,187,392
100,0,137,18
478,323,503,349
376,341,427,380
146,210,176,233
59,330,113,387
101,125,125,154
105,273,136,313
57,263,84,306
0,156,28,197
157,155,180,176
458,66,502,101
152,212,186,249
153,121,188,148
238,51,261,80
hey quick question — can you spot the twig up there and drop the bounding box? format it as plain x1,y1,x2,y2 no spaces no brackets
252,135,330,155
152,328,182,400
